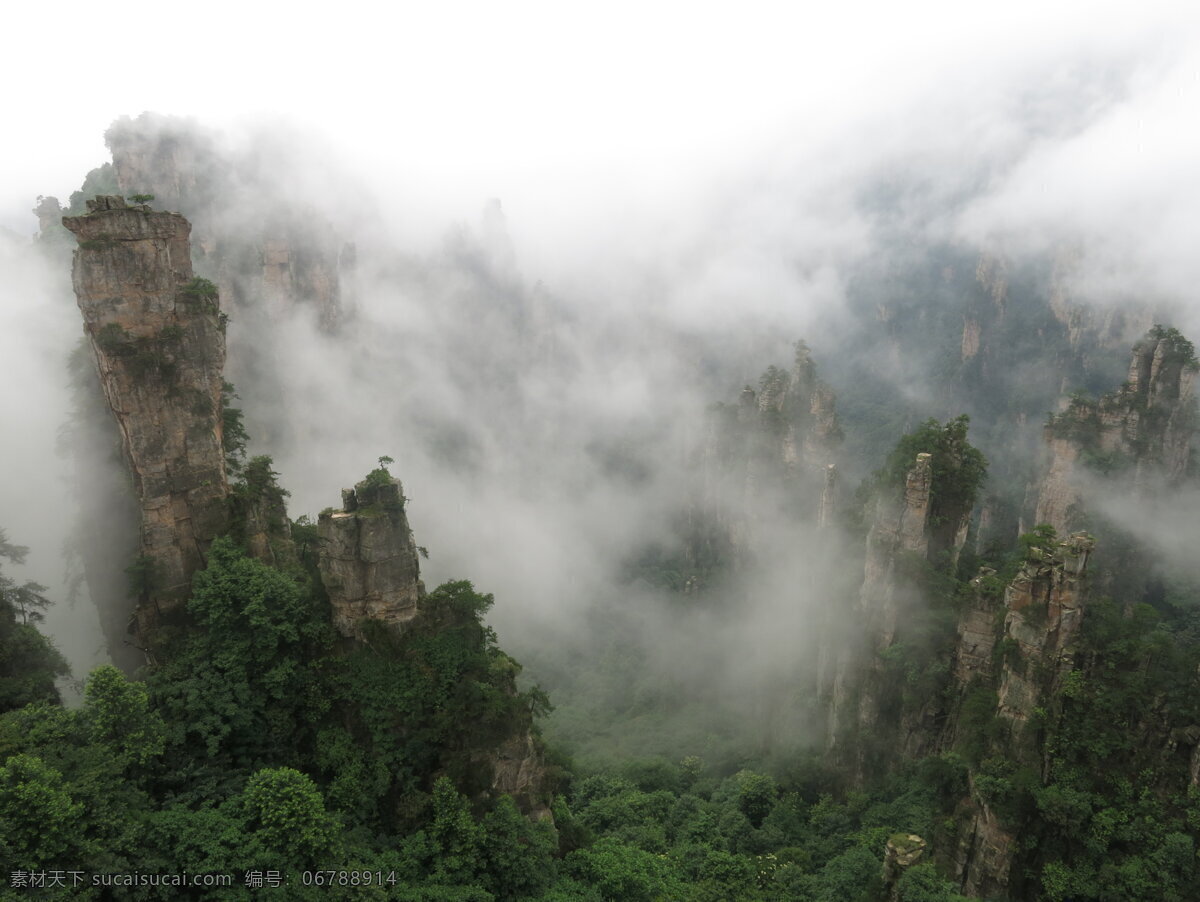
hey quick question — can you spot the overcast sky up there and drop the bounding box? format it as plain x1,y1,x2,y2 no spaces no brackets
5,2,1198,271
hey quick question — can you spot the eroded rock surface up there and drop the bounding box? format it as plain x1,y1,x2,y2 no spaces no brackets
64,195,229,645
317,476,426,639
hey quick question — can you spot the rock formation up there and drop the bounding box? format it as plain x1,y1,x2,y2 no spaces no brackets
1035,327,1197,534
64,193,553,821
317,475,426,640
882,833,927,902
316,472,552,819
945,533,1093,898
994,534,1093,731
64,196,230,648
477,731,553,822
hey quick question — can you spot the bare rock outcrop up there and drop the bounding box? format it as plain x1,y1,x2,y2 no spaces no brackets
64,195,230,647
478,732,553,822
1035,327,1197,534
951,785,1017,900
948,532,1093,898
882,833,927,902
995,534,1093,730
317,476,426,640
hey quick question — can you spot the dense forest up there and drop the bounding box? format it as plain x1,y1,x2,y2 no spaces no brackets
2,98,1200,902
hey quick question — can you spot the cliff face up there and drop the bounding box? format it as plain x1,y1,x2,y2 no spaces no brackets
827,418,980,769
1035,328,1197,534
994,534,1093,730
944,533,1093,898
317,476,426,640
64,196,230,647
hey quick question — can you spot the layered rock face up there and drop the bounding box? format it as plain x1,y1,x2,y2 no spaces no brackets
864,453,934,652
317,476,426,640
943,569,1001,722
826,408,995,778
951,788,1016,902
1035,328,1197,534
995,534,1093,729
64,196,230,646
946,534,1093,899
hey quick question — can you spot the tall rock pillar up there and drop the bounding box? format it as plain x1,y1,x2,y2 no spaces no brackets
64,196,229,649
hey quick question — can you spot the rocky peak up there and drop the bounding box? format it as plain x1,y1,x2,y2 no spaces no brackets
1035,326,1197,534
826,452,940,765
317,474,426,640
64,196,230,651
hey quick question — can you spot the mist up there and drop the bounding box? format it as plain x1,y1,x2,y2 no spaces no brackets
4,4,1200,768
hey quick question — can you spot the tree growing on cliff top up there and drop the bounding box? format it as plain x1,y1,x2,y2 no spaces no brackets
878,415,988,525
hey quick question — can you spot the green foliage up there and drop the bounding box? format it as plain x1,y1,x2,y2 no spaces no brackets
181,276,219,299
83,665,166,768
566,837,682,902
734,770,777,828
0,753,84,868
148,537,331,770
364,466,394,488
1147,323,1199,369
876,415,987,529
1018,523,1058,556
0,528,68,711
222,380,250,475
242,766,341,865
129,193,155,204
894,862,969,901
